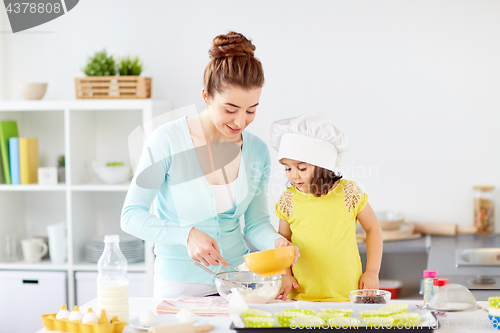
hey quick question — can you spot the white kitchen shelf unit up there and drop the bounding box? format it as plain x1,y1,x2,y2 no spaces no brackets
0,99,172,308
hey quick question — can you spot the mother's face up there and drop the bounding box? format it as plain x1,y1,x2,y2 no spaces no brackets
202,86,262,140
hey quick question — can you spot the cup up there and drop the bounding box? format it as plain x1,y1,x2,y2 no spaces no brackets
4,233,19,262
21,238,48,263
47,223,67,264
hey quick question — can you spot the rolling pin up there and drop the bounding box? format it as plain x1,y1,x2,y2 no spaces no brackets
149,323,213,333
412,222,477,236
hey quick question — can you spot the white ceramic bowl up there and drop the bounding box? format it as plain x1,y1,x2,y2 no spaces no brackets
18,82,48,100
92,161,131,184
375,211,405,231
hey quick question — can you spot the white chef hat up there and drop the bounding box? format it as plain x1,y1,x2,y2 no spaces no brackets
270,112,348,172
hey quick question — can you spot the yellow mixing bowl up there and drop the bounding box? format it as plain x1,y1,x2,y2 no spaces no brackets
244,246,294,277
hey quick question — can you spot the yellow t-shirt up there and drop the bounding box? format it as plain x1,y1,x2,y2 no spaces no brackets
275,179,368,302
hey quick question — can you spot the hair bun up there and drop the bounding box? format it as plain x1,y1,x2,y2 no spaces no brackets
209,31,256,59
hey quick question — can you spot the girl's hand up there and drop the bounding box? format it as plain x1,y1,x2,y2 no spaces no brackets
274,237,300,267
187,228,228,267
276,274,299,300
358,271,379,290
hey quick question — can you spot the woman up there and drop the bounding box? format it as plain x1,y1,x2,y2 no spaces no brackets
121,31,298,298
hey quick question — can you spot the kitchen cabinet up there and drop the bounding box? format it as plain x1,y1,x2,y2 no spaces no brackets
0,270,67,332
0,99,172,309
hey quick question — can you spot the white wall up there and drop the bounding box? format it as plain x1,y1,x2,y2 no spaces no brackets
1,0,499,231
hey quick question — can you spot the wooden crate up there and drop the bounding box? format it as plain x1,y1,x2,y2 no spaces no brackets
75,76,151,99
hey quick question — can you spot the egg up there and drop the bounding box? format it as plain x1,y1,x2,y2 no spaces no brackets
68,305,83,322
139,310,156,327
55,309,69,320
176,308,195,323
82,308,98,324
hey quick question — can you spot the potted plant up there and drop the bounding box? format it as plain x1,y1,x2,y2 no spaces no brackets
118,56,143,76
57,154,65,183
75,50,151,99
82,49,117,76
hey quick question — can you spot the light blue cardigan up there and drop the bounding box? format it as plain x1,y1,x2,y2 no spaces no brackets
121,116,281,284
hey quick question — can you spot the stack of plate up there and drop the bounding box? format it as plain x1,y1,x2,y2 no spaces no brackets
85,236,145,263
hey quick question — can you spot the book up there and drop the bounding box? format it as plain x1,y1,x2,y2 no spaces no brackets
19,137,38,184
0,121,19,184
9,137,20,185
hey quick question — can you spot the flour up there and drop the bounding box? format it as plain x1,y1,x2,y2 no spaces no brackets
225,284,280,304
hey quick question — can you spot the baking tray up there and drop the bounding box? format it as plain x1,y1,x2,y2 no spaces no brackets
229,323,437,333
229,301,440,332
230,323,438,332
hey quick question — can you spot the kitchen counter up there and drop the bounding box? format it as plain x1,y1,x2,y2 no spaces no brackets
37,297,495,333
358,233,499,257
358,236,429,254
357,234,500,300
427,234,500,300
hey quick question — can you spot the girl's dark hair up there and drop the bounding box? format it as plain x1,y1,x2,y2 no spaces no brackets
308,166,343,197
203,31,264,97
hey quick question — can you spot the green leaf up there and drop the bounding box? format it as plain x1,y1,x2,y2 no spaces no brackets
118,55,143,76
82,49,117,76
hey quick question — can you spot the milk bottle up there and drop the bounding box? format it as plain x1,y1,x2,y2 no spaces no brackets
97,235,129,323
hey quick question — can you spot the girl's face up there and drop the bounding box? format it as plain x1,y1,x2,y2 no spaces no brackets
202,86,261,141
280,158,316,193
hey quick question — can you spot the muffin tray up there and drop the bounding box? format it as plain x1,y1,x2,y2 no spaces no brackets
230,301,439,332
230,323,437,332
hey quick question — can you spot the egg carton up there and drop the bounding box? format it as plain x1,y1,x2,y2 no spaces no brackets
41,306,126,333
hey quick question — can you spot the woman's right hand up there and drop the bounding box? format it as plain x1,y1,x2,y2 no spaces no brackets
187,228,228,267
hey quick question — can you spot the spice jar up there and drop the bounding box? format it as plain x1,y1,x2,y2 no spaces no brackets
433,278,449,294
423,270,438,305
473,186,495,235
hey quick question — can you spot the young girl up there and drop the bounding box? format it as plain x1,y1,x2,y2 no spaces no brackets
270,112,383,302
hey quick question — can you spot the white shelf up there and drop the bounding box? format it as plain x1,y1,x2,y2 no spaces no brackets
70,183,131,191
0,99,171,308
0,260,69,271
0,260,145,272
0,99,171,111
0,184,130,191
0,184,67,191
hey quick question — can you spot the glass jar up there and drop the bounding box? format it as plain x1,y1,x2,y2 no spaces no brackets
433,278,449,294
473,186,495,235
423,270,438,305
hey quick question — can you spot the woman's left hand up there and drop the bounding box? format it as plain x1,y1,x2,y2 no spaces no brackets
358,271,379,290
275,237,300,267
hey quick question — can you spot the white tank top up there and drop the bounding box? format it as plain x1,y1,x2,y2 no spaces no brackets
209,178,238,214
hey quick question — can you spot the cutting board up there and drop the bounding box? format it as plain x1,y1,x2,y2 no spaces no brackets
356,223,422,242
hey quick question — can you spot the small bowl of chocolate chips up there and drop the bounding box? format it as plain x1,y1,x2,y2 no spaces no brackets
349,289,391,304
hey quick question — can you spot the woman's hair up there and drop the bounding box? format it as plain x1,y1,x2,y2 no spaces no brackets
203,31,264,97
287,166,343,197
